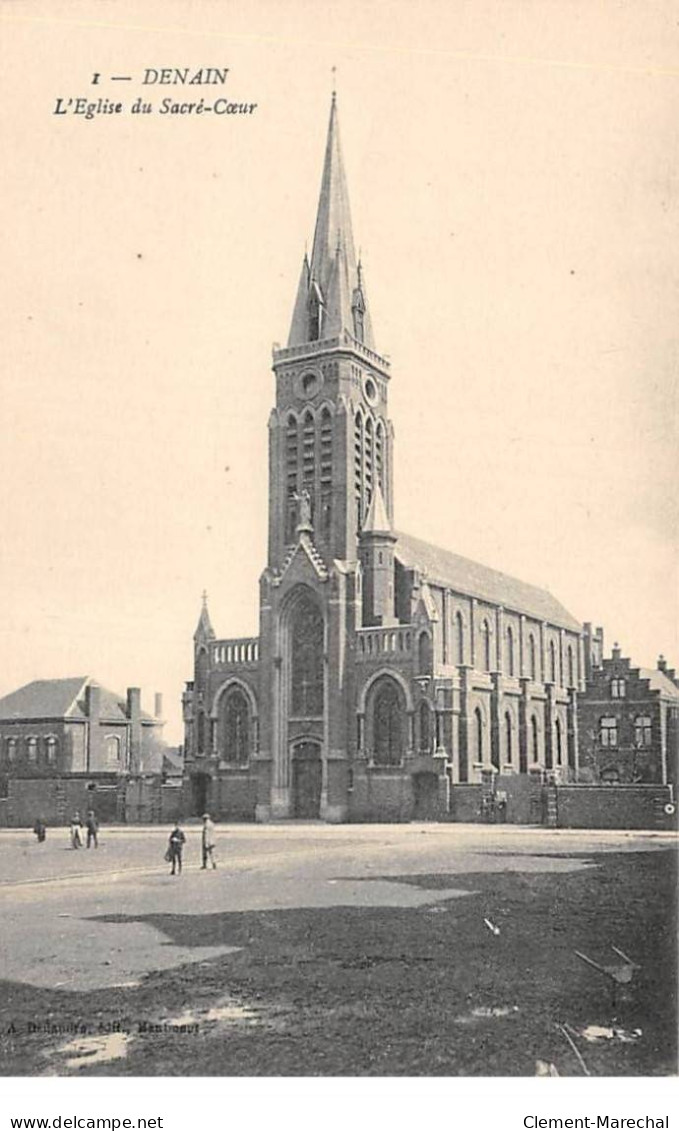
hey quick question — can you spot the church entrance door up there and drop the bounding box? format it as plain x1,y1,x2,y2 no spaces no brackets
412,772,439,820
292,742,322,818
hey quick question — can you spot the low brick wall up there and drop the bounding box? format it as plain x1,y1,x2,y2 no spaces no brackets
350,769,414,822
555,783,676,830
0,775,120,827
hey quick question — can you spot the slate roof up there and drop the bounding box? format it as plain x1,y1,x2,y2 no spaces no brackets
0,677,157,722
639,668,679,700
394,530,581,632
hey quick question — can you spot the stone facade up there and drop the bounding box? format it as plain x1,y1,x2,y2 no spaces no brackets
182,95,583,822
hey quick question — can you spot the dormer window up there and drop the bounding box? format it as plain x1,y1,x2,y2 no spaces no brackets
611,677,626,698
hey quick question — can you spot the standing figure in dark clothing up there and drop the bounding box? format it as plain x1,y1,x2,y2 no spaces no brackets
86,810,99,848
168,824,186,875
33,818,46,843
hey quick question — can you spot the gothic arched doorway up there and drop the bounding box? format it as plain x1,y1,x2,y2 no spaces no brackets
292,741,322,818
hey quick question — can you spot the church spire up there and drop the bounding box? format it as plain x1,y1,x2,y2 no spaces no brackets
194,590,215,642
287,96,374,349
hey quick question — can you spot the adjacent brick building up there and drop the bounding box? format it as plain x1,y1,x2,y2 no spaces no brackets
181,95,584,823
0,677,165,826
578,628,679,787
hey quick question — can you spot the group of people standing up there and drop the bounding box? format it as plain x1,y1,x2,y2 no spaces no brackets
32,810,99,848
166,814,217,875
69,810,99,849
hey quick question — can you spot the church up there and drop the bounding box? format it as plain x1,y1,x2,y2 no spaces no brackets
182,94,584,823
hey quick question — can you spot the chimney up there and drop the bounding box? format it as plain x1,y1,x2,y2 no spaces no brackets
611,641,621,661
127,687,141,775
86,682,101,720
154,692,164,720
85,682,103,772
657,655,667,673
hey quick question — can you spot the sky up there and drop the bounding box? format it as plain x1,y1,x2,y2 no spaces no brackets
1,0,677,743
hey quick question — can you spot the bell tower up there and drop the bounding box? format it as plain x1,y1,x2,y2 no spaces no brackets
267,93,394,571
257,93,397,823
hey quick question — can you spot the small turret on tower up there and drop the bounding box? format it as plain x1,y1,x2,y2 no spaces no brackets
360,482,397,626
194,590,215,643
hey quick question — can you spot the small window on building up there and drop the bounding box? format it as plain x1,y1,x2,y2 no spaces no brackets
105,735,121,768
549,641,557,684
567,646,574,688
506,626,515,677
46,737,57,764
555,717,563,766
531,716,539,762
474,707,484,762
634,715,652,748
419,701,431,753
528,636,537,681
455,612,464,666
6,738,17,763
611,678,626,698
600,717,618,747
481,620,491,672
505,712,513,763
27,737,38,763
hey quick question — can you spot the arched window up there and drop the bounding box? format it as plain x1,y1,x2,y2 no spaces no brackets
549,641,557,684
196,710,206,754
27,737,38,763
373,679,405,765
474,707,484,762
555,718,562,766
320,407,332,541
634,715,652,748
290,594,324,717
505,712,513,764
375,421,384,489
221,688,250,763
567,646,574,688
419,701,431,753
531,716,539,762
105,735,121,768
506,626,515,677
46,737,57,764
308,289,321,341
196,647,209,692
455,612,464,665
481,620,491,672
354,412,364,529
528,636,537,681
6,738,16,763
418,632,432,674
286,413,299,543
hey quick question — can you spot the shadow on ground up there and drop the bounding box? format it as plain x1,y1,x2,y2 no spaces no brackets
0,850,676,1076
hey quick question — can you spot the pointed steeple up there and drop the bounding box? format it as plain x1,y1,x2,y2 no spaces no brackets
288,95,375,349
361,481,394,539
194,590,215,642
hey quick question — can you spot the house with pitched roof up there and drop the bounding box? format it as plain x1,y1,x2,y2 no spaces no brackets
0,677,164,826
181,94,584,823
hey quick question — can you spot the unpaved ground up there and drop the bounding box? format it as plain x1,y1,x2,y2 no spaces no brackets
0,824,675,1076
